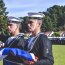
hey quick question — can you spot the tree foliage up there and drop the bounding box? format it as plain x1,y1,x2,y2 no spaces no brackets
0,0,8,35
42,5,65,32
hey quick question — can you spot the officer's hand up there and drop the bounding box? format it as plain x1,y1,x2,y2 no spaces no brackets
22,56,38,65
0,43,4,48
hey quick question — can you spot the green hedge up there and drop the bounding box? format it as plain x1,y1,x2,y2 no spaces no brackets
52,32,60,37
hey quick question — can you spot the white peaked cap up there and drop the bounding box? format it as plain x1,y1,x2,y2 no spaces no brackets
7,16,23,23
28,12,45,19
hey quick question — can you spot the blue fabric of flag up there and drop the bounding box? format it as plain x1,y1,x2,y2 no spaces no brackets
0,48,33,61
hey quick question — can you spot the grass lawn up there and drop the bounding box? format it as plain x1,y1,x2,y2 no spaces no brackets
53,45,65,65
0,61,2,65
0,45,65,65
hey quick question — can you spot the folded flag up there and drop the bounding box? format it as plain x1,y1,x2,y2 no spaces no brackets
0,48,37,61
